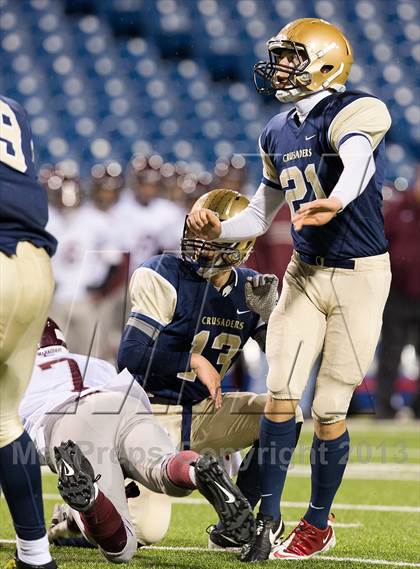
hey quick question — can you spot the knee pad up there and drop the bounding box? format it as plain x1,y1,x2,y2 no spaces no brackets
311,381,356,424
128,488,172,545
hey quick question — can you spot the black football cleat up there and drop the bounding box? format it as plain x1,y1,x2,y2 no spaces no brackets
207,523,243,550
11,557,58,569
240,512,284,562
194,454,255,546
54,440,100,512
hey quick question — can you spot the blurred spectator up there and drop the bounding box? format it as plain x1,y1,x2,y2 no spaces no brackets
90,162,124,212
214,155,248,192
114,155,186,273
376,167,420,418
45,163,124,359
88,162,130,358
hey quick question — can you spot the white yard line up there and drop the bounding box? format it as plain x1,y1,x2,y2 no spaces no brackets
287,463,420,482
1,541,415,567
40,463,420,481
171,498,420,513
319,557,420,567
9,494,419,514
2,493,418,514
285,522,362,528
314,419,420,433
139,549,420,566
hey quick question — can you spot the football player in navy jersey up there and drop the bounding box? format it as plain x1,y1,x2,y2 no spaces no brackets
0,95,57,568
118,188,302,549
188,18,392,561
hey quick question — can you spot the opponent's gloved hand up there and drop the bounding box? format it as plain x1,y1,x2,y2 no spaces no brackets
244,274,279,323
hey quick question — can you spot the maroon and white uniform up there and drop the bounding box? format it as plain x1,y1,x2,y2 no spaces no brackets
20,350,150,456
20,347,191,563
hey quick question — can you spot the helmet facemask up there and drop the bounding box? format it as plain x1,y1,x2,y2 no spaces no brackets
254,41,312,102
181,217,248,279
254,19,353,104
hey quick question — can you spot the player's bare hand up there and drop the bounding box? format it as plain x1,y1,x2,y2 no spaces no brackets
292,197,342,231
245,273,279,323
187,208,222,240
190,353,222,409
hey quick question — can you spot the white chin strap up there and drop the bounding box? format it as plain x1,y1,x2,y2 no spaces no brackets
275,83,346,104
275,87,304,103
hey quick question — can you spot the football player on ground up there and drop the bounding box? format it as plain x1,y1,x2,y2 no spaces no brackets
118,188,302,549
188,18,392,561
20,319,255,564
0,95,57,568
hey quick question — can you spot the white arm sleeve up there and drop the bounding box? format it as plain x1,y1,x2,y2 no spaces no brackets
330,135,376,210
218,184,286,242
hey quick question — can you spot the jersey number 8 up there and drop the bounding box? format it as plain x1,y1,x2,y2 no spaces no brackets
0,100,28,173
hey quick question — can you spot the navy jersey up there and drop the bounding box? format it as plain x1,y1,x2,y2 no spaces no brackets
259,90,392,259
0,95,56,256
118,254,264,404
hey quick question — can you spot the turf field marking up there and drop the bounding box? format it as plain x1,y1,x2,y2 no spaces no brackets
287,463,419,481
318,557,420,567
8,494,419,513
340,420,419,433
2,541,418,566
283,501,420,513
285,521,362,528
171,498,420,513
113,548,420,567
40,463,420,481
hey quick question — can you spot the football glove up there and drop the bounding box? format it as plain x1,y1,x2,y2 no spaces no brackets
244,274,279,323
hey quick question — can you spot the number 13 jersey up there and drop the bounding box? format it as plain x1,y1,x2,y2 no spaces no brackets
259,90,392,260
120,254,265,404
0,95,56,256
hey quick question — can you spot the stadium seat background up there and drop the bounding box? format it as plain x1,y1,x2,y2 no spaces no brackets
0,0,418,185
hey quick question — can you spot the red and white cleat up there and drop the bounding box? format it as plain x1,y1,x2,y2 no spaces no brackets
269,518,336,560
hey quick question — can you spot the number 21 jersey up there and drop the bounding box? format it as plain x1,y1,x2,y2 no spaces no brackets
0,95,56,256
259,90,392,260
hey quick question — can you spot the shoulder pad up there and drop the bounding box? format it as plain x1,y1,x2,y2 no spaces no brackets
140,253,181,289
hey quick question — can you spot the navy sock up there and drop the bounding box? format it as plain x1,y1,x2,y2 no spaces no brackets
259,416,296,520
304,430,350,529
236,441,260,510
0,431,46,540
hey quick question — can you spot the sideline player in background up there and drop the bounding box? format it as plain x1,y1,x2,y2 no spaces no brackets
0,95,57,568
118,188,302,549
44,164,125,359
188,18,392,561
20,319,255,564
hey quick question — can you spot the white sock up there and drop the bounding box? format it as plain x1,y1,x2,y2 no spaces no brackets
188,465,197,487
16,534,52,565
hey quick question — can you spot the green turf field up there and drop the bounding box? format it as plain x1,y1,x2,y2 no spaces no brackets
1,420,419,568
